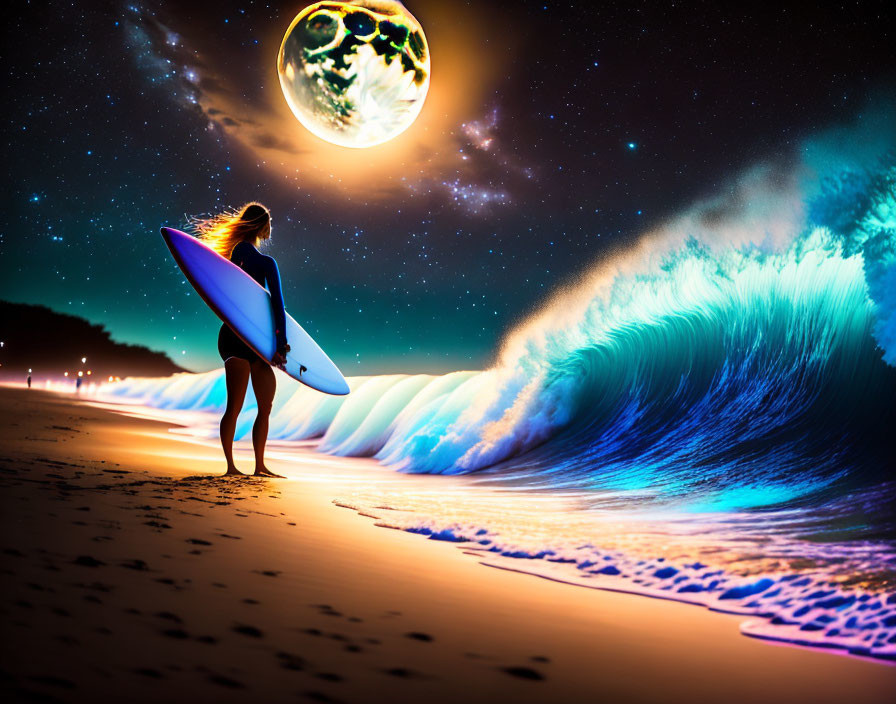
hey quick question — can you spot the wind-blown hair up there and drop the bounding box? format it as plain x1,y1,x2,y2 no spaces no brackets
189,202,271,258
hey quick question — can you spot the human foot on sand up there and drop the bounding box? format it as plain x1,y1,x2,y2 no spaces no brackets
254,466,284,478
224,465,245,476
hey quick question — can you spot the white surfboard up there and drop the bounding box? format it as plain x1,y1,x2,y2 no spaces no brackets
161,227,349,395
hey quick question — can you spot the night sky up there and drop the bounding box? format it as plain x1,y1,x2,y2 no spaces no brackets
3,1,894,373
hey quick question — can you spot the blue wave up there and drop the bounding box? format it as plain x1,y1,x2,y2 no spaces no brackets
104,133,896,516
98,122,896,659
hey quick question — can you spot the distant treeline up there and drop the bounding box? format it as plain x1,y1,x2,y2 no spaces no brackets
0,300,186,380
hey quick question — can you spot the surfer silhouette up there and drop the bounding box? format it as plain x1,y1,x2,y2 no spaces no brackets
192,202,290,477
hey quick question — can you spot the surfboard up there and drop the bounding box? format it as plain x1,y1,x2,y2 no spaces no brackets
161,227,350,396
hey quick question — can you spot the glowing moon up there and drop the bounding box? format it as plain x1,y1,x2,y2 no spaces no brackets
277,1,431,149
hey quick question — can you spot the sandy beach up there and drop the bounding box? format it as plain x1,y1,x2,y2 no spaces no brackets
1,387,893,703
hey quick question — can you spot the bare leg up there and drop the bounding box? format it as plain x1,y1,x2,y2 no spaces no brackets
221,357,251,475
249,360,282,477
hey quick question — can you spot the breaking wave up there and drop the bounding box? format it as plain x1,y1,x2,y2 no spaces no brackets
104,143,896,515
96,110,896,660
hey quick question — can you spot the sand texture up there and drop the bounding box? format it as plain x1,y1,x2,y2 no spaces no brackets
1,388,894,703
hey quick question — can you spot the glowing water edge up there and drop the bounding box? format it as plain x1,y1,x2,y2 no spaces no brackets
102,121,896,661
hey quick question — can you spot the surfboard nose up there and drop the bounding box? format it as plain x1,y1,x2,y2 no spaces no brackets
160,227,179,248
331,376,351,396
304,364,350,395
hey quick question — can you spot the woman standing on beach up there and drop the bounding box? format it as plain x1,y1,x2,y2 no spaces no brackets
191,202,289,477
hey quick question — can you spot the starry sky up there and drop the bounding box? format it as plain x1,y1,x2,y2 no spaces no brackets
3,1,894,374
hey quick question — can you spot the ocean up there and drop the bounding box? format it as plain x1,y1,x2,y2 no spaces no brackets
101,112,896,660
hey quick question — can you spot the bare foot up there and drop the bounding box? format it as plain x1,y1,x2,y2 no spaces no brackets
253,467,284,478
224,466,245,476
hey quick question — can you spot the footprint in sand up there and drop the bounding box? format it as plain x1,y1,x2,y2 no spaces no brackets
161,628,190,639
314,604,342,617
208,674,244,689
276,651,306,671
120,559,149,571
500,666,545,681
232,623,264,638
404,632,433,642
303,691,342,703
72,555,104,567
144,521,171,530
381,667,425,679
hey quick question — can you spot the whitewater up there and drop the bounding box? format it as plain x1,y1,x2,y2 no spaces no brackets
99,113,896,660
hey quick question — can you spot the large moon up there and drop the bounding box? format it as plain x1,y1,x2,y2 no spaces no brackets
277,1,431,149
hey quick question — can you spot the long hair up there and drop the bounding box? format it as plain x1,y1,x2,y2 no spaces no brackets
189,202,271,258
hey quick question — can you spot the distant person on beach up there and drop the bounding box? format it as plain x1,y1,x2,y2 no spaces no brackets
75,376,82,392
27,374,31,389
191,202,289,478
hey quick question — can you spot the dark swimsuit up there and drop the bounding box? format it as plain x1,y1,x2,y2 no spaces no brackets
217,241,288,364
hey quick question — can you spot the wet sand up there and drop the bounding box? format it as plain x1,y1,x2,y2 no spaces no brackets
0,387,893,703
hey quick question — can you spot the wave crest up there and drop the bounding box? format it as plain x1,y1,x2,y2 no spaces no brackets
102,142,896,511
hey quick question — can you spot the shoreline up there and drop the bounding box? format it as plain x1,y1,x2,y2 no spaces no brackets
1,387,894,703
